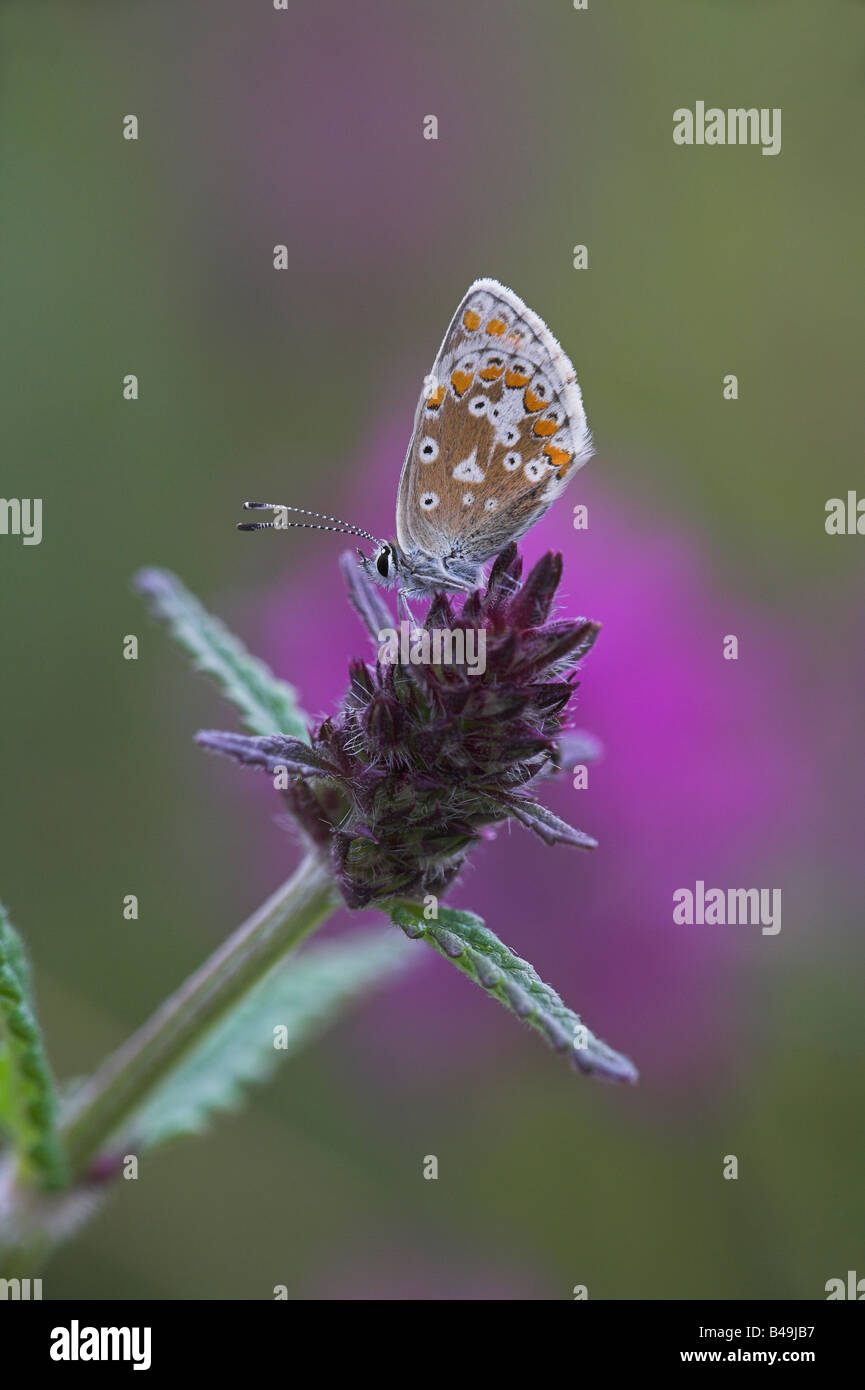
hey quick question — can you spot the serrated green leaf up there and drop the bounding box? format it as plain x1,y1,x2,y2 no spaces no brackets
389,900,638,1084
0,903,67,1190
125,929,416,1152
134,567,308,739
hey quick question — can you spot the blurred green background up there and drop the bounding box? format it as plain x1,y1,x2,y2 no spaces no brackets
1,0,863,1298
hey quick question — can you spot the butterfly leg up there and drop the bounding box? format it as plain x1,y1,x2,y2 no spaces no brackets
397,588,418,627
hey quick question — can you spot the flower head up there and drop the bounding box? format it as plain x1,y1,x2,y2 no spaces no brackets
198,543,600,909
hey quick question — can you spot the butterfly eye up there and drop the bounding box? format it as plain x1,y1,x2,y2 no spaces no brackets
375,545,392,578
503,451,521,471
418,437,439,461
468,397,488,417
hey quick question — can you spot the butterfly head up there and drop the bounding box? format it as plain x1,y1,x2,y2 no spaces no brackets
358,539,401,589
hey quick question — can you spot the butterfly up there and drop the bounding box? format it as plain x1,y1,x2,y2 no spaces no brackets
239,278,592,617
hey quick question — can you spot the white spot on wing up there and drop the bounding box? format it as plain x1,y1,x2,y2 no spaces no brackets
524,459,550,483
453,450,485,483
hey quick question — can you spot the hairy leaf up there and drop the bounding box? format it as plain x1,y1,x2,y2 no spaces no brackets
0,903,67,1189
389,900,637,1084
134,567,308,739
125,929,416,1152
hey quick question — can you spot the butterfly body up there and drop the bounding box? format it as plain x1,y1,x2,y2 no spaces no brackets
357,538,483,600
240,278,592,612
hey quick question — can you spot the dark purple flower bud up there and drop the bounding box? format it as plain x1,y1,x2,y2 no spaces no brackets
198,544,601,909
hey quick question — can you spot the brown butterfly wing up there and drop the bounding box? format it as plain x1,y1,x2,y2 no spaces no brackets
396,278,592,565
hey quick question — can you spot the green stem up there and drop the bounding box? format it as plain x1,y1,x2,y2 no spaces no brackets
61,852,339,1178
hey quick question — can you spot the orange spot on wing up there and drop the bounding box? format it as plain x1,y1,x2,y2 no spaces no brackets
505,367,530,388
486,317,506,336
533,417,559,437
426,385,445,408
524,387,545,412
463,309,481,331
479,363,505,381
543,443,571,473
451,368,474,396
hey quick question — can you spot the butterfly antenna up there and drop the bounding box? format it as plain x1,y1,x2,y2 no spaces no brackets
237,502,379,544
